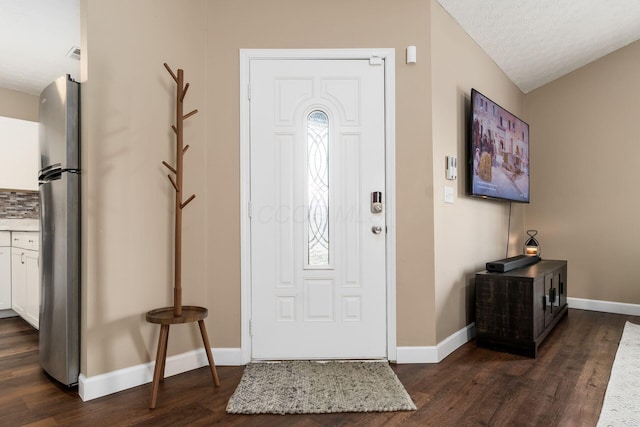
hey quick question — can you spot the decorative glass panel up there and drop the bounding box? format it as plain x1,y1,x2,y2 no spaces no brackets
307,110,330,266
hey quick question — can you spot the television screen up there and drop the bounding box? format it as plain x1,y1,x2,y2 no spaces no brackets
468,89,530,203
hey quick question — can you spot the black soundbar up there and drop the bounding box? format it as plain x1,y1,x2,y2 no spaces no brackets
486,255,540,273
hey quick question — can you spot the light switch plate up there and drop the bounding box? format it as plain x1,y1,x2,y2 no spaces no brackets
444,186,455,203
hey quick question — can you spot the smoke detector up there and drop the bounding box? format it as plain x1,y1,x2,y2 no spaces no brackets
66,46,81,60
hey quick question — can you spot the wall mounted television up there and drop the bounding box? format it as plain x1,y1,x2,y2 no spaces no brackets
468,88,530,203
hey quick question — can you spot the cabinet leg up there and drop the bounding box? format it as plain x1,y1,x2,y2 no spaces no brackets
197,320,220,386
150,324,170,409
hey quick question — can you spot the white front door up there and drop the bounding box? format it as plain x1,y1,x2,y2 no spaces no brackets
249,58,387,360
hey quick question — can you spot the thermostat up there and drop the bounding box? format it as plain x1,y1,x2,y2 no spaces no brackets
446,156,457,180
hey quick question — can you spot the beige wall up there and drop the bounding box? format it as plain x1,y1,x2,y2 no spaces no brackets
83,0,638,378
82,0,208,376
0,87,38,122
431,2,526,341
83,0,434,376
207,0,434,348
525,40,640,305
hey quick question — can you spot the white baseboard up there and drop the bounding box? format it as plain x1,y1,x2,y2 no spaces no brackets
568,297,640,316
79,347,242,402
79,325,477,401
394,298,640,365
79,298,639,401
396,322,476,364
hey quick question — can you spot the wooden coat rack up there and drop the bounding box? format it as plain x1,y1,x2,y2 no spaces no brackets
162,62,197,317
145,63,220,409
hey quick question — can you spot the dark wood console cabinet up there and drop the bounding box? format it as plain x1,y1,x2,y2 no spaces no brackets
475,259,568,357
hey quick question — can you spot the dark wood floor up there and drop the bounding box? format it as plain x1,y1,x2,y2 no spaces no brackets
1,309,638,426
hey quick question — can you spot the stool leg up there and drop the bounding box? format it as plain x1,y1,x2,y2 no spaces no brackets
197,320,220,386
159,326,170,383
150,324,170,409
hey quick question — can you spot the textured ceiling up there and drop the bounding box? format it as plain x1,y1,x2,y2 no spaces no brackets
1,2,640,96
436,0,640,93
0,0,80,96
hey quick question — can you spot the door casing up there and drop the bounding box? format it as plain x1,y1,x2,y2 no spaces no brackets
239,49,397,364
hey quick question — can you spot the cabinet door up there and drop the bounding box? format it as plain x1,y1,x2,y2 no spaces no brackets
0,248,11,310
557,266,567,308
543,273,554,328
533,276,546,338
24,250,39,329
11,248,26,316
0,116,39,191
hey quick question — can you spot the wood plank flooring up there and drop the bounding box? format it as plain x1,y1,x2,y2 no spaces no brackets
1,308,637,426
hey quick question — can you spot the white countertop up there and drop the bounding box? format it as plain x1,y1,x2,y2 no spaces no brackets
0,219,39,231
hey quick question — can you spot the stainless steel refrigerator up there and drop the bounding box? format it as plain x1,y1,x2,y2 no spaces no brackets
38,75,80,386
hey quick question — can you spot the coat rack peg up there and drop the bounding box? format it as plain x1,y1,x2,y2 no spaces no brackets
162,161,177,174
181,194,196,209
167,175,179,192
183,109,198,120
181,83,190,102
183,145,190,153
171,125,178,135
164,63,178,83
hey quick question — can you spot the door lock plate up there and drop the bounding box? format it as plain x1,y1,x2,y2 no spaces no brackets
371,191,383,213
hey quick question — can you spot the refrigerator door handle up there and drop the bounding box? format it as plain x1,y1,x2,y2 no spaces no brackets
39,163,61,176
39,165,63,183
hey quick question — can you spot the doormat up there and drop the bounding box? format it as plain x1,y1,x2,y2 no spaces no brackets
597,321,640,426
226,360,416,415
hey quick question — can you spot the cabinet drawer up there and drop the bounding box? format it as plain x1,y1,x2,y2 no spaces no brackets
0,231,10,246
11,232,39,251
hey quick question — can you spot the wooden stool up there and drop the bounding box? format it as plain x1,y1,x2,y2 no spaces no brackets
146,306,220,409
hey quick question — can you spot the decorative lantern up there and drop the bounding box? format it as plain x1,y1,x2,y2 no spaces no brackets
523,230,541,257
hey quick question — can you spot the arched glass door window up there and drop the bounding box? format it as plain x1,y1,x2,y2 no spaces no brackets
307,110,330,266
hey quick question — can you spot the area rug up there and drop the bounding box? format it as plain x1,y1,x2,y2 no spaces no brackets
597,321,640,426
226,360,416,414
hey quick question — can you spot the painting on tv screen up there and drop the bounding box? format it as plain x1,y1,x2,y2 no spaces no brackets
470,89,530,203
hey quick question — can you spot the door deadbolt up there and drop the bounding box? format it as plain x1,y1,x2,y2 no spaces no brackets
371,191,383,213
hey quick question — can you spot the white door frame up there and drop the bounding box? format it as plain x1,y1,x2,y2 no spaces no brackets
239,48,397,364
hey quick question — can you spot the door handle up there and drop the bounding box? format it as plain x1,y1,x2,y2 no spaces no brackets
371,225,383,234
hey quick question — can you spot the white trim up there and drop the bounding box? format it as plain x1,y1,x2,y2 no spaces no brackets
396,346,439,364
78,348,242,401
239,48,397,363
395,299,640,365
383,51,398,363
396,323,476,364
239,50,252,365
77,302,640,401
568,297,640,316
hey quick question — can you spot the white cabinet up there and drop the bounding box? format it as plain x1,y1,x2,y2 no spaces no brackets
11,247,26,315
0,231,10,310
24,250,40,327
0,116,39,191
11,232,40,329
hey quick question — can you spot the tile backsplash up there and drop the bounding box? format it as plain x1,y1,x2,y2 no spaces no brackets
0,190,40,219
